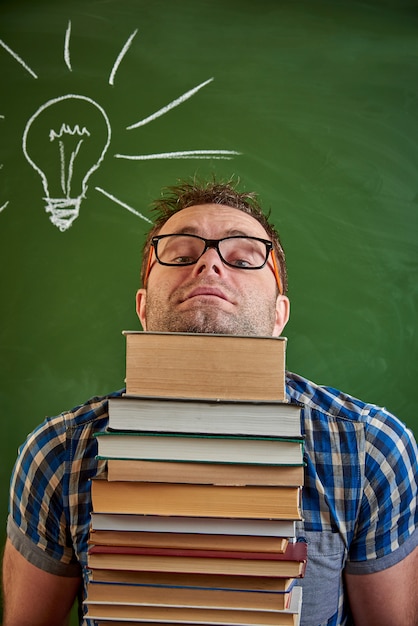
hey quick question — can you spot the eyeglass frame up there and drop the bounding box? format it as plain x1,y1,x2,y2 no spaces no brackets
143,233,283,294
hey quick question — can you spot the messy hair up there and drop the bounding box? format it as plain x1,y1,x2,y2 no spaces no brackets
140,177,288,294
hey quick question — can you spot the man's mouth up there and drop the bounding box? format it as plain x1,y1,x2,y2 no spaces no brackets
181,287,229,302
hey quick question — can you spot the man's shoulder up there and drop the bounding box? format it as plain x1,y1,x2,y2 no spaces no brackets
59,388,124,430
23,389,124,452
286,371,371,421
286,371,415,449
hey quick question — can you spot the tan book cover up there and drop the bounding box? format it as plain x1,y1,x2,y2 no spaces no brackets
88,530,289,554
85,588,303,625
106,459,304,487
85,605,296,625
123,331,286,401
91,480,302,521
88,569,296,593
85,580,293,610
87,550,307,579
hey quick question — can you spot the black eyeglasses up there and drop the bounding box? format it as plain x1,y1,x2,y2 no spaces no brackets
152,233,272,268
144,234,283,293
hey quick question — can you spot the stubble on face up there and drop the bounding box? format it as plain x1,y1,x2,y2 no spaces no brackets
143,278,278,337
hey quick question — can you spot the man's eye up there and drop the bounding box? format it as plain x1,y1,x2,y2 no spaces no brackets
230,258,252,268
172,255,196,264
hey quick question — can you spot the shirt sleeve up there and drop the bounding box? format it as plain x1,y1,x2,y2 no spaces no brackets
7,414,81,576
345,406,418,574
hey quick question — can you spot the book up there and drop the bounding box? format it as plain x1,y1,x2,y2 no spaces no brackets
123,331,286,401
88,569,297,594
95,432,304,466
86,605,299,626
90,481,302,520
84,579,295,610
106,459,305,486
88,543,307,561
87,542,307,577
87,542,307,578
90,514,297,538
85,586,303,625
88,530,290,554
107,396,302,437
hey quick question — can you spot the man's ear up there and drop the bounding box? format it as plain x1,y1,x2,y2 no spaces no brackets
136,288,147,330
273,294,290,337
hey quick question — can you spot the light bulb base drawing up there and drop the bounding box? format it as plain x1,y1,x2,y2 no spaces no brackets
45,196,82,232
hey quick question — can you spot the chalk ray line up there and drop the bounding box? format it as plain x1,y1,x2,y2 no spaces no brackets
0,201,9,213
95,187,153,223
126,78,214,130
109,29,138,86
114,149,240,161
64,20,72,71
0,39,38,78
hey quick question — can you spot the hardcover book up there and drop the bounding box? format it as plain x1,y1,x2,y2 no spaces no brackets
90,480,302,520
108,395,302,437
95,431,304,466
123,331,287,401
90,514,297,538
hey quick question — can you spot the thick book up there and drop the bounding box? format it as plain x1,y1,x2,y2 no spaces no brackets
90,514,297,538
95,431,304,466
88,530,289,554
87,542,307,578
106,459,305,486
88,569,296,594
90,481,302,520
85,579,295,611
108,396,302,437
85,586,303,625
123,331,286,401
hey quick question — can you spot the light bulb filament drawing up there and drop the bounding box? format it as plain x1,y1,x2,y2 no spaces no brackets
51,124,90,198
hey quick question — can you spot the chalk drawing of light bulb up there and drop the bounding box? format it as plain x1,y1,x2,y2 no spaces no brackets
22,94,111,231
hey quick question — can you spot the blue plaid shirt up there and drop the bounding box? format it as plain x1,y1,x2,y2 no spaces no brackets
8,372,418,626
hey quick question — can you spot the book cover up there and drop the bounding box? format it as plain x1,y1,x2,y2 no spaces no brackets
108,396,302,437
95,431,304,466
88,530,290,554
87,548,307,578
124,331,286,401
106,459,305,486
85,579,296,611
90,514,297,538
85,587,302,625
88,541,307,562
87,569,297,594
90,481,303,520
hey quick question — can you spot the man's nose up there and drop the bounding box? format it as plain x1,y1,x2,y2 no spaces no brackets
194,246,223,276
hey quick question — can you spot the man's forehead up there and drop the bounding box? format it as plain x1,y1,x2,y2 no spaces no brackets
159,203,269,238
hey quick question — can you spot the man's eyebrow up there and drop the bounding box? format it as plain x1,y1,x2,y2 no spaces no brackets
172,226,199,235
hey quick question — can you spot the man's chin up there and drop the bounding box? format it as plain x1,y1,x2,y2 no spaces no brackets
148,308,236,335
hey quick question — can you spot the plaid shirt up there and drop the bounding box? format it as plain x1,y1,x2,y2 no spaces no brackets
8,372,418,626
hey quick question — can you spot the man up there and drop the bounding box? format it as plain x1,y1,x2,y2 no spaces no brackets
2,179,417,626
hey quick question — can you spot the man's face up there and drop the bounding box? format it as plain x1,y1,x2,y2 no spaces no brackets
136,204,289,337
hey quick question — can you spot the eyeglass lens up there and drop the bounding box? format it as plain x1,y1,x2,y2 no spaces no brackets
156,235,268,268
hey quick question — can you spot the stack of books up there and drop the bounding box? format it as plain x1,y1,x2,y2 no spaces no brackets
85,332,306,626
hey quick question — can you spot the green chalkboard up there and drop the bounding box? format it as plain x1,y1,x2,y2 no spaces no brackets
1,0,417,620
